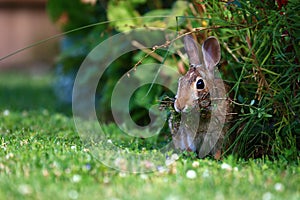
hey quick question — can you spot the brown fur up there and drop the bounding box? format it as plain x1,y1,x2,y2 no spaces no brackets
170,36,233,158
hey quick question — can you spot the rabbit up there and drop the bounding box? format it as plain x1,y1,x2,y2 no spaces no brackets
169,35,232,159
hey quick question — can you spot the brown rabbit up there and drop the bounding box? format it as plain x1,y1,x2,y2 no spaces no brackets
169,35,232,159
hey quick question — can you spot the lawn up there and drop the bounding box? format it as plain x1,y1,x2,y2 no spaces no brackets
0,73,299,200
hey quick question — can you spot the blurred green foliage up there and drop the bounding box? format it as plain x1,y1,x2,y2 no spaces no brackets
47,0,186,122
47,0,299,160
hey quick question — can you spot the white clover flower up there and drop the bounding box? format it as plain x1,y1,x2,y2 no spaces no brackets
274,183,284,192
18,184,32,195
192,161,200,168
165,154,179,166
72,174,81,183
107,139,113,144
186,170,197,179
140,174,148,180
5,153,14,159
3,110,9,116
171,153,179,161
221,163,232,171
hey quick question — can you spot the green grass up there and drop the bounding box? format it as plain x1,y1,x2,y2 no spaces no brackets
0,73,299,200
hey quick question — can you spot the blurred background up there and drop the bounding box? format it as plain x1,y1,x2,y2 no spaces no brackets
0,0,59,73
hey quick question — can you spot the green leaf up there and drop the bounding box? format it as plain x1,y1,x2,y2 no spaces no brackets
142,9,172,28
107,0,144,32
263,113,273,118
165,1,188,28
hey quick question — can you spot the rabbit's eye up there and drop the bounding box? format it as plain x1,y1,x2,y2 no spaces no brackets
196,79,205,90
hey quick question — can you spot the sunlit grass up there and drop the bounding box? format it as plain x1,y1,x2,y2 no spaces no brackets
0,73,299,199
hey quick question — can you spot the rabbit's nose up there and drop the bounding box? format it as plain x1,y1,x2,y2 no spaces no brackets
174,100,185,112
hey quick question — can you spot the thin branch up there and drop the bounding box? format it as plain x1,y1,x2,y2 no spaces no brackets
222,42,240,63
131,40,164,62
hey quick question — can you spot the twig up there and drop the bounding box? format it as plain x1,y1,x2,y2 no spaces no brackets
133,24,249,69
222,42,240,63
131,40,164,63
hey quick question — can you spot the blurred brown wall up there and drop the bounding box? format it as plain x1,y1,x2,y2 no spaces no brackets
0,0,60,72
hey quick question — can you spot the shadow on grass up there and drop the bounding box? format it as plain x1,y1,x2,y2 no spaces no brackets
0,73,72,115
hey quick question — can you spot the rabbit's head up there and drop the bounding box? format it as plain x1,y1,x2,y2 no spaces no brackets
174,35,221,113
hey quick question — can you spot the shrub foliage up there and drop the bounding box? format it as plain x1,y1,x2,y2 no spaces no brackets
47,0,299,160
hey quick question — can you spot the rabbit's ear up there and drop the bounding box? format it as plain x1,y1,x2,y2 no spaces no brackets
183,35,201,66
202,37,221,72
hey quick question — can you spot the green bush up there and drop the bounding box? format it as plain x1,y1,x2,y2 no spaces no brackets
47,0,299,160
190,0,299,159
